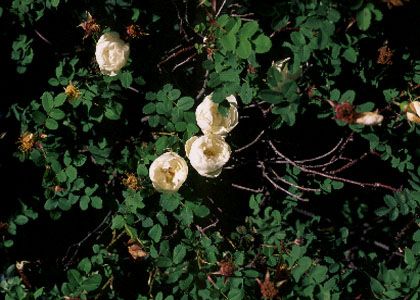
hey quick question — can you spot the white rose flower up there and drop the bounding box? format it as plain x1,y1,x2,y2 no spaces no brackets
196,94,239,136
406,101,420,124
355,111,384,125
149,152,188,193
95,32,130,76
185,134,231,178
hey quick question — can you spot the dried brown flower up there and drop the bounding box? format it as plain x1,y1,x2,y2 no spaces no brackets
382,0,409,9
218,260,235,277
18,132,35,153
64,83,80,100
256,271,279,299
78,12,100,39
334,102,357,124
122,173,141,190
126,24,148,39
377,45,393,65
127,239,148,261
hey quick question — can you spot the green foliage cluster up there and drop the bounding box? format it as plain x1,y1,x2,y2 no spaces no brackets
1,0,419,299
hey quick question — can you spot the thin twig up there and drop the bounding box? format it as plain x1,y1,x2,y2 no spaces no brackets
270,168,321,192
232,183,263,193
259,162,309,202
157,45,194,70
172,53,197,71
235,130,265,153
34,29,52,45
328,152,369,175
294,137,344,163
268,141,401,193
62,211,112,268
215,0,227,17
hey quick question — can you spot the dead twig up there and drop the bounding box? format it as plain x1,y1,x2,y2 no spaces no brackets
267,140,401,193
259,161,309,202
235,130,265,153
232,183,263,193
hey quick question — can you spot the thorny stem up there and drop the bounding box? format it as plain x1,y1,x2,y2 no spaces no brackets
157,45,195,71
270,168,321,192
231,183,263,193
172,53,197,71
267,140,401,193
196,219,219,237
235,130,265,153
294,136,345,164
259,161,309,202
328,152,370,175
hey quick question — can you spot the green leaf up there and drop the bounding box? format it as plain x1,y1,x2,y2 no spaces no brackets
120,72,133,88
79,195,90,211
78,258,92,274
175,121,187,132
413,230,420,242
177,97,194,111
143,103,155,114
384,195,396,208
240,21,259,38
66,165,77,182
179,205,194,225
49,108,65,120
228,288,244,300
404,248,415,267
15,215,29,225
105,102,123,120
254,34,272,53
67,269,83,287
148,224,162,243
137,164,148,176
42,92,54,113
220,32,237,52
192,205,210,218
173,244,187,264
340,90,356,103
111,215,125,229
240,82,253,104
83,274,102,291
258,90,282,104
51,0,60,8
357,7,371,31
54,93,67,107
370,278,385,294
90,196,103,209
375,207,390,217
168,89,181,101
343,47,358,63
237,38,252,59
292,256,312,282
3,240,14,248
45,118,59,130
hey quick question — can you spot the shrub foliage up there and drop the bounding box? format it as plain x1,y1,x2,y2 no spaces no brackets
1,0,419,299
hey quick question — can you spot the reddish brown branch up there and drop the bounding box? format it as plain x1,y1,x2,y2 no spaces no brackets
157,45,195,71
268,141,401,193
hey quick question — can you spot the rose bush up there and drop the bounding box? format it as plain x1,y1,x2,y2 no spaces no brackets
149,152,188,193
185,134,231,178
95,32,129,76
